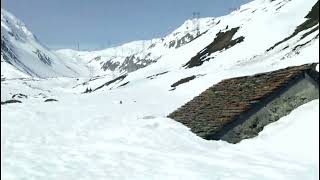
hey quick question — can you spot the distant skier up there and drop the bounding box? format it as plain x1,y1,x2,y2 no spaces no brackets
120,100,122,104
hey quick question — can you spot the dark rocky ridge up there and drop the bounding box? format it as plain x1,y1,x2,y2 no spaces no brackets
44,99,58,102
119,53,158,73
1,36,36,77
101,60,120,71
184,27,244,68
93,74,128,92
117,81,130,88
168,33,195,49
146,71,169,80
1,99,22,105
33,49,52,66
171,75,197,88
12,93,27,99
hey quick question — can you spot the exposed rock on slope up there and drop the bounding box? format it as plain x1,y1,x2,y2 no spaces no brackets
1,9,89,78
184,27,245,68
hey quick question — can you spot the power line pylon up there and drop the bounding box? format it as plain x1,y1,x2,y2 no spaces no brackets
192,12,200,36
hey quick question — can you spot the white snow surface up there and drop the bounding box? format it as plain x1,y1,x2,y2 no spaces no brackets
55,17,216,77
1,0,319,179
55,40,157,77
1,94,318,179
1,9,89,79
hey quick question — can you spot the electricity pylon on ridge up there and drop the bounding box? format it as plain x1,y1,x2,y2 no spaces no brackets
192,12,200,36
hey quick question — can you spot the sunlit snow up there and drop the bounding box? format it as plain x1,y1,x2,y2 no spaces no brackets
1,0,319,179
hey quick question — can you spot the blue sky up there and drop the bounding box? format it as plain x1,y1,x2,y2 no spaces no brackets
4,0,251,50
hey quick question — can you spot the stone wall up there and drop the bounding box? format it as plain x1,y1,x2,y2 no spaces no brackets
217,76,319,143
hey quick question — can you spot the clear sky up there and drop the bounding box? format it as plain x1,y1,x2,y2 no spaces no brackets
3,0,252,50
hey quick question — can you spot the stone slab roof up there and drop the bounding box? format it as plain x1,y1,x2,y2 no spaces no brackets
168,63,319,139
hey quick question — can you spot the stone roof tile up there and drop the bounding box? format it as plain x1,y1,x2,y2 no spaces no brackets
168,63,319,139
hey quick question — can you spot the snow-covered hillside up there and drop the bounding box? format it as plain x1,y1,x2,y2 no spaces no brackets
1,9,90,79
55,39,157,77
1,0,319,179
63,0,319,94
56,17,216,77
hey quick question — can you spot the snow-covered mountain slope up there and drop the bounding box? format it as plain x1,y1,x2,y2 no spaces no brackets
55,39,157,77
68,0,319,94
56,17,216,77
1,0,319,179
1,9,90,79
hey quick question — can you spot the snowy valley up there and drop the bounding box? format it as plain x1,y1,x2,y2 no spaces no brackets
1,0,319,179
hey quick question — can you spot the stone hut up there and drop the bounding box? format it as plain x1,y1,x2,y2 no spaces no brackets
168,63,319,143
